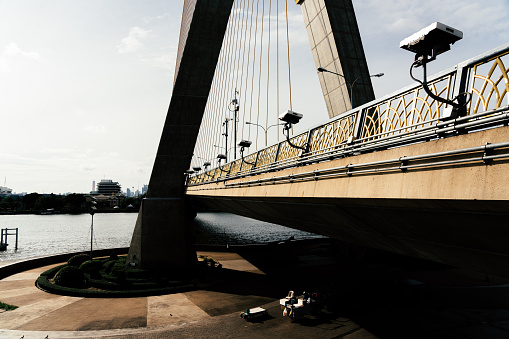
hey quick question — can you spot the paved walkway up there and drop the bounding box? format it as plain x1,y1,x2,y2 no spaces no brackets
0,251,374,339
5,248,509,338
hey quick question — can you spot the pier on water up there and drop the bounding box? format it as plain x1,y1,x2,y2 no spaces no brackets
0,228,18,251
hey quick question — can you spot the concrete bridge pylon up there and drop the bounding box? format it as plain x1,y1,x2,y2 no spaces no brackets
127,0,234,270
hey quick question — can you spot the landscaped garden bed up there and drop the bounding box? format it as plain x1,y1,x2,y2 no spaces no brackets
36,253,220,297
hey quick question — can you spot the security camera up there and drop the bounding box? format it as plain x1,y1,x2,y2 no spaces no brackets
279,110,303,124
400,22,462,62
192,166,202,172
238,140,252,148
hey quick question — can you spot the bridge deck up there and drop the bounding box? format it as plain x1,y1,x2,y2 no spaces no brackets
187,125,509,277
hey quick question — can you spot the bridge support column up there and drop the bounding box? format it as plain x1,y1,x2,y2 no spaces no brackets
126,0,234,271
127,198,196,271
296,0,374,118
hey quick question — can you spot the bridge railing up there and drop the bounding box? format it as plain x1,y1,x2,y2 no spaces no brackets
188,43,509,186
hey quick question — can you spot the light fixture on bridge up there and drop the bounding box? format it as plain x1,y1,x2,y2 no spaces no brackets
279,110,308,153
203,161,211,168
279,110,303,125
184,169,194,175
400,22,469,118
238,140,255,166
192,166,202,172
217,154,227,166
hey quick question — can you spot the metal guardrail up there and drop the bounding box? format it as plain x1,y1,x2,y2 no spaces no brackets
187,43,509,187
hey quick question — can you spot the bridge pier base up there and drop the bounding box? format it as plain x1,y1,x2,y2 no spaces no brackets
127,198,196,271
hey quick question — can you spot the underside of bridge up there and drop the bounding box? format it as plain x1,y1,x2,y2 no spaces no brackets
187,126,509,277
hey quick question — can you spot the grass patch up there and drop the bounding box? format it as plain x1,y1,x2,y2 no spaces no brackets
0,301,18,311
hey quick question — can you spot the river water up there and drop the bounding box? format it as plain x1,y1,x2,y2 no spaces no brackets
0,212,323,262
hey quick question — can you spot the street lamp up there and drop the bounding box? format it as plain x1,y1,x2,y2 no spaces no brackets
228,89,240,160
279,110,308,152
317,67,384,108
245,122,285,146
89,199,97,259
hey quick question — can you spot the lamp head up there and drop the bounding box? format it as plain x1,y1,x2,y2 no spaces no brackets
238,140,252,148
279,110,303,125
192,166,202,172
217,154,227,160
400,22,462,64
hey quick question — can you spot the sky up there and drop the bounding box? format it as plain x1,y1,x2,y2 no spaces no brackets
0,0,507,195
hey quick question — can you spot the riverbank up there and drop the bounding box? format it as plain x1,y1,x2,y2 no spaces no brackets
3,239,509,338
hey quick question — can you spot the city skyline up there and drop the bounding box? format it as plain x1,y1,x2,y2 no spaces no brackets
1,0,507,194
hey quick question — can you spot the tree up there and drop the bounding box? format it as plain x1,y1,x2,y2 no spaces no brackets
0,196,15,210
63,194,86,213
22,193,41,210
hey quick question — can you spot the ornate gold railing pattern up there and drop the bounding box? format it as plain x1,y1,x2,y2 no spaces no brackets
188,44,509,186
307,113,357,155
240,153,257,173
228,159,242,177
275,132,309,164
361,75,453,140
469,51,509,115
255,144,278,169
214,163,231,180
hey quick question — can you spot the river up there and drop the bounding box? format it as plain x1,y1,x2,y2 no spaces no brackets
0,212,324,262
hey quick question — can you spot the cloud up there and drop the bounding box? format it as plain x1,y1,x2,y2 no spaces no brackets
355,0,509,38
4,42,42,61
118,27,152,54
0,42,43,72
83,125,106,134
143,53,175,70
40,148,74,155
81,164,96,171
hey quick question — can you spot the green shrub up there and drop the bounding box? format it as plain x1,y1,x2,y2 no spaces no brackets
67,253,90,267
54,266,85,287
0,301,18,311
79,260,101,273
102,260,116,272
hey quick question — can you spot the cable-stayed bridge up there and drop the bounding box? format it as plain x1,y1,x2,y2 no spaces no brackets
127,0,509,278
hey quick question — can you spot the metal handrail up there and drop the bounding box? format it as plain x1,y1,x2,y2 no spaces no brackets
189,43,509,187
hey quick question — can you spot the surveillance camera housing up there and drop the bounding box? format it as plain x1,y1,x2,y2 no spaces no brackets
217,154,227,160
192,166,202,172
400,22,462,59
238,140,252,148
279,110,303,124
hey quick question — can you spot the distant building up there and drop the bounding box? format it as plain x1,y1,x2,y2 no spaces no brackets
91,179,121,196
142,184,148,195
126,188,131,197
0,186,12,194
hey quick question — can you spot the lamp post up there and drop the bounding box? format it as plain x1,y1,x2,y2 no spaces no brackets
89,199,97,259
317,67,384,108
245,122,285,146
228,89,240,160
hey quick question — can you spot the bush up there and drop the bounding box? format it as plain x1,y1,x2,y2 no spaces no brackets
54,266,85,288
79,260,101,273
67,253,90,267
103,260,116,272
